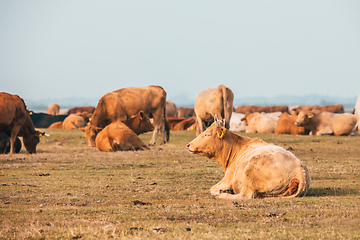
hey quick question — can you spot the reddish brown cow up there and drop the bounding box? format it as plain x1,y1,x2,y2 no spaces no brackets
67,106,95,115
173,118,196,130
275,112,308,135
48,121,63,129
168,117,187,130
0,93,45,154
177,107,195,118
120,111,154,135
83,86,169,147
235,105,289,114
318,104,344,113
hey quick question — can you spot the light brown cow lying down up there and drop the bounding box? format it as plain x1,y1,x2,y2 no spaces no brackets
241,112,279,133
186,121,311,200
95,121,148,152
295,110,359,136
62,114,87,130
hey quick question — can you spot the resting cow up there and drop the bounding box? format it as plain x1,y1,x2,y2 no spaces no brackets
62,114,87,130
241,112,279,133
229,112,247,132
275,112,308,135
295,110,359,136
29,111,68,128
186,119,311,200
0,92,46,154
194,85,234,134
83,86,169,147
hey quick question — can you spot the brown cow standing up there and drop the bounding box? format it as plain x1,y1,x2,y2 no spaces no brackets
194,85,234,134
0,92,45,154
82,86,168,147
46,103,60,115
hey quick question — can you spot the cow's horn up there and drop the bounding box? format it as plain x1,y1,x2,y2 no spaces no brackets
214,114,221,127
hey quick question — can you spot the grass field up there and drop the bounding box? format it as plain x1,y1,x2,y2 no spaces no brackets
1,129,359,239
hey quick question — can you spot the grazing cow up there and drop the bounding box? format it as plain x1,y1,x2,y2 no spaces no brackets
295,110,359,136
62,114,87,130
83,86,169,147
0,93,46,154
29,111,68,128
48,121,63,129
67,106,95,115
186,119,311,200
229,112,247,132
275,112,308,135
0,132,22,154
95,121,148,152
194,85,234,134
46,103,60,115
166,100,178,117
241,112,279,134
177,107,195,118
173,118,196,131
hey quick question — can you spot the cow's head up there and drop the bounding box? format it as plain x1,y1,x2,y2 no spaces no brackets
186,116,227,159
131,111,154,135
295,111,313,126
23,131,47,154
81,125,102,147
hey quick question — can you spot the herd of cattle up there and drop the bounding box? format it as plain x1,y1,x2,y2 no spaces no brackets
1,85,359,199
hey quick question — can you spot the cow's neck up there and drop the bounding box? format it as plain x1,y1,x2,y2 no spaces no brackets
215,134,251,171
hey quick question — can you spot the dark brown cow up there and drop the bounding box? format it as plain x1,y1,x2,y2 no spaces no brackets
67,106,95,115
82,86,168,147
177,107,195,118
275,112,308,135
0,93,45,154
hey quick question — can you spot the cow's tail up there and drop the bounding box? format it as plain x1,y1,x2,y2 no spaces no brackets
221,85,234,129
281,164,311,198
163,100,170,142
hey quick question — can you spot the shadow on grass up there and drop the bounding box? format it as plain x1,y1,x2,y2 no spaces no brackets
306,187,359,197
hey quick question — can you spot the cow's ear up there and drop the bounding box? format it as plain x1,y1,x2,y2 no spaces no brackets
139,111,144,120
307,113,313,119
217,127,226,139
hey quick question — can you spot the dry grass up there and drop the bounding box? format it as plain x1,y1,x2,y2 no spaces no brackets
0,129,359,239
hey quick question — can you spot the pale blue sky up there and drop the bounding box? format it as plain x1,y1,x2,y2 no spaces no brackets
1,1,359,103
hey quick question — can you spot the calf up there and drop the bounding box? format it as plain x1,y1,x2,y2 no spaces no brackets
186,119,310,200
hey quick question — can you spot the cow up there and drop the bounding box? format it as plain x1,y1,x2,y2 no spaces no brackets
235,105,289,114
82,86,169,147
29,111,68,128
67,106,95,115
168,117,187,130
173,118,196,131
186,118,311,200
0,132,22,154
177,107,195,118
275,112,308,135
95,121,148,152
48,121,63,129
166,100,178,117
318,104,344,113
62,114,87,130
295,110,359,136
46,103,60,115
194,85,234,135
241,112,279,134
229,112,247,132
94,111,153,152
0,92,46,154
